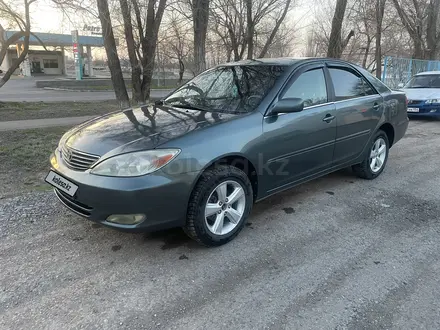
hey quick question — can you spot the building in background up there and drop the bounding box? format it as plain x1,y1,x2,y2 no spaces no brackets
0,31,104,77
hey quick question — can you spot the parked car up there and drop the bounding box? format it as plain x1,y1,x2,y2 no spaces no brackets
399,71,440,117
46,58,409,246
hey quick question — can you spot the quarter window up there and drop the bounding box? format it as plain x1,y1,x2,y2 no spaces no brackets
282,68,328,107
329,68,376,101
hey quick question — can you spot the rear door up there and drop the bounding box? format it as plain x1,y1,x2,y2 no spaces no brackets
326,63,384,166
261,63,337,193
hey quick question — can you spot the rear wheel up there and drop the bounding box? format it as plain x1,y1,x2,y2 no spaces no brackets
352,130,389,180
184,165,253,246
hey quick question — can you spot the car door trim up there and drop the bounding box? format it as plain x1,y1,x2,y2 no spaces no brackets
333,94,382,104
267,139,336,163
335,129,371,143
264,94,380,118
263,102,335,118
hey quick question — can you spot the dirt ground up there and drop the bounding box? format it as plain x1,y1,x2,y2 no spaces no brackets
1,119,440,329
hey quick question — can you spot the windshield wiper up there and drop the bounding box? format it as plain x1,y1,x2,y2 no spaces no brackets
167,103,209,112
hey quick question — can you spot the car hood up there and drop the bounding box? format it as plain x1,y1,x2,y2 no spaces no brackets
63,105,244,156
402,88,440,100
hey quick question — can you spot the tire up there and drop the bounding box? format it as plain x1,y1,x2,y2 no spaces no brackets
184,165,253,246
352,130,389,180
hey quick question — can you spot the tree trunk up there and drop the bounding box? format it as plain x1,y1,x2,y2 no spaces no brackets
97,0,130,108
0,2,32,88
327,0,349,58
426,0,440,60
375,0,386,79
362,37,371,68
192,0,209,74
226,48,232,62
178,58,184,84
0,34,30,88
134,0,166,101
228,26,241,61
119,0,143,103
413,39,424,59
246,0,254,59
391,0,425,59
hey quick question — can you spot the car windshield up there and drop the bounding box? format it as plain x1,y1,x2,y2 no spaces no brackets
404,75,440,88
163,65,286,113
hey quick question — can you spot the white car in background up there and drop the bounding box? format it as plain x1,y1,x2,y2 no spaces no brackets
400,71,440,117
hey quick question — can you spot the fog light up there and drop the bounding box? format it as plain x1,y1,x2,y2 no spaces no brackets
50,152,59,170
106,214,146,225
430,109,438,113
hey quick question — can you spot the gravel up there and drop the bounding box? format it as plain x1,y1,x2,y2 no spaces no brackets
1,118,440,329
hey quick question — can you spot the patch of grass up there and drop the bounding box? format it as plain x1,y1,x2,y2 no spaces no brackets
0,126,71,196
0,101,120,121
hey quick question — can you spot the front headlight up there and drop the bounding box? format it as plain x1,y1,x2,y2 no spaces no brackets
426,99,440,104
90,149,180,177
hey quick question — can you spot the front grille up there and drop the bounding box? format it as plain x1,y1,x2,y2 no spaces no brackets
61,145,100,171
408,99,424,105
55,189,93,217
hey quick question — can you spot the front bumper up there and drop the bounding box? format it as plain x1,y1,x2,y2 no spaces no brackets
407,104,440,117
49,150,200,232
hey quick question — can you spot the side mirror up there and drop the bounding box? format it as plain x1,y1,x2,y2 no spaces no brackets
397,83,404,88
271,98,304,115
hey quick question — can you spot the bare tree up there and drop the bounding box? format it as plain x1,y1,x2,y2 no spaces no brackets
348,0,375,66
210,0,247,61
258,0,292,58
161,15,191,83
391,0,440,59
133,0,167,99
327,0,355,58
375,0,386,78
426,0,440,59
119,0,142,103
0,0,35,88
97,0,130,108
210,0,293,61
191,0,210,73
245,0,293,59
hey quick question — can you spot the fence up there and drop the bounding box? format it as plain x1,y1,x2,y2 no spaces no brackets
382,56,440,89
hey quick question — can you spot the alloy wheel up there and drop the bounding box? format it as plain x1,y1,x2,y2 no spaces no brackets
204,180,246,235
370,137,387,173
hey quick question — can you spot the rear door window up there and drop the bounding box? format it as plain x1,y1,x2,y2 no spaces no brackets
329,67,378,101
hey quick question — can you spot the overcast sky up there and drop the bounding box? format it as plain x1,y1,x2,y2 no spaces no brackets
30,0,314,36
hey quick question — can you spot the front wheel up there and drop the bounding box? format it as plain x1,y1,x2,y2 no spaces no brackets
352,130,389,180
184,165,253,246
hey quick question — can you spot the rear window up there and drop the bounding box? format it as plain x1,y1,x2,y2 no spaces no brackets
356,66,391,93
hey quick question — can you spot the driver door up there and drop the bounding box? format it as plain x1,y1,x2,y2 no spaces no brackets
261,65,337,194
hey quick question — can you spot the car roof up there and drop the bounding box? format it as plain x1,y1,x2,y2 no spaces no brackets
415,71,440,76
221,57,352,67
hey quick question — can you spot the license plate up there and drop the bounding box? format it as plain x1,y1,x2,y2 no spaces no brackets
407,107,419,113
45,171,78,197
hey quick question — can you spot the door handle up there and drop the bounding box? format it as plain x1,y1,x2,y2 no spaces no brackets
373,103,381,110
322,114,335,123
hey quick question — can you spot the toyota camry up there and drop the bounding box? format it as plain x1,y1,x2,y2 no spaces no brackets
46,58,409,246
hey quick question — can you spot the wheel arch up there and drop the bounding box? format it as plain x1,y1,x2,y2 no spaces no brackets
188,153,259,202
379,122,395,147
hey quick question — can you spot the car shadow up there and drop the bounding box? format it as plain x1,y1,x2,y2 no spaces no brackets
81,168,357,253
